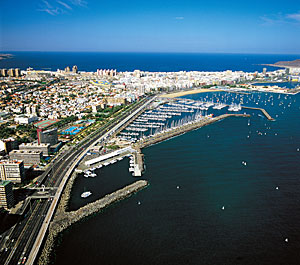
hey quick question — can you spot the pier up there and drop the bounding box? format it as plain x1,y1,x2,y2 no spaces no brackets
241,106,274,121
134,114,250,149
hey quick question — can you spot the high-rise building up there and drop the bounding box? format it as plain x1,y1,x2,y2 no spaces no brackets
8,68,15,77
263,68,267,75
0,181,14,209
72,65,78,73
65,66,70,73
37,128,58,146
15,68,20,77
1,69,8,77
0,160,25,183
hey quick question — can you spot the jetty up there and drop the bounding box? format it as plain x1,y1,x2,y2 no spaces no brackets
134,114,250,149
241,106,274,121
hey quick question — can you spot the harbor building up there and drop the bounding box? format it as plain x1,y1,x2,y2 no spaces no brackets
0,160,25,183
37,128,58,146
0,181,14,209
9,150,42,165
19,143,50,156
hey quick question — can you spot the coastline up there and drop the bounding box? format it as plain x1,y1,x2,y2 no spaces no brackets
159,88,221,98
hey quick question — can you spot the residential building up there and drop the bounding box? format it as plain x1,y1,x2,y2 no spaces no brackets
0,181,14,209
19,143,50,156
0,160,25,183
9,150,42,165
0,138,18,154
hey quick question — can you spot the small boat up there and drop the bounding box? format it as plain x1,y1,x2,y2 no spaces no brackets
81,191,92,198
129,167,134,172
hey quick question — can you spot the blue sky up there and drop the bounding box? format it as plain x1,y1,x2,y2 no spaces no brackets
1,0,300,53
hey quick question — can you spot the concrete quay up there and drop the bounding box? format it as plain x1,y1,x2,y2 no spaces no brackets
134,114,250,149
38,180,148,265
241,106,274,121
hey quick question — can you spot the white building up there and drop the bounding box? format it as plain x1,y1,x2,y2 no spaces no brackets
14,115,38,124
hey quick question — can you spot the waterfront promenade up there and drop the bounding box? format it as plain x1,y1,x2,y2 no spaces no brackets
159,88,221,98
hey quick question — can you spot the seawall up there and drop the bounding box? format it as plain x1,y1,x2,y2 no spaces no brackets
38,180,148,265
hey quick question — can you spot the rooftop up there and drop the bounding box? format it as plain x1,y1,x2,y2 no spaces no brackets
0,180,12,187
34,119,60,129
0,160,23,165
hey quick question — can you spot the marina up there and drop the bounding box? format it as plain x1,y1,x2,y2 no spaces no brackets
51,87,300,265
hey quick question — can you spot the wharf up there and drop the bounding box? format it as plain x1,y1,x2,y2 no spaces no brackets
134,114,250,149
241,106,274,121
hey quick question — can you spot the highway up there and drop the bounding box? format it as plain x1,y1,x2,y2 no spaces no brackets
0,97,153,265
0,96,155,265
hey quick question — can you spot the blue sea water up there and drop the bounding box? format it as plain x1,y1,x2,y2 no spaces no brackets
52,90,300,265
0,52,300,72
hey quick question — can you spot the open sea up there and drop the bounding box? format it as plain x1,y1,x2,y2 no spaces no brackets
2,52,300,264
0,52,300,72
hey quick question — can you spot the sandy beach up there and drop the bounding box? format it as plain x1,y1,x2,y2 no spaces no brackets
159,88,221,98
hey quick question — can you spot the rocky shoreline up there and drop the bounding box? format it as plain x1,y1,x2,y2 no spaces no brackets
37,174,148,265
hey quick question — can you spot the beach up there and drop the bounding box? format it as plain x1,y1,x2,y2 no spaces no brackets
159,88,221,98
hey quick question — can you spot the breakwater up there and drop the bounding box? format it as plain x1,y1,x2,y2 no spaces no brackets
134,114,250,149
38,179,148,265
241,106,274,120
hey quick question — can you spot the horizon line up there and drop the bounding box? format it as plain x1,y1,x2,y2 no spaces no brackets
1,50,300,56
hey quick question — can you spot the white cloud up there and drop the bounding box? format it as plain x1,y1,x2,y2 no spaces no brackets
57,0,72,10
287,12,300,22
175,17,184,20
261,11,300,26
69,0,87,7
38,0,87,15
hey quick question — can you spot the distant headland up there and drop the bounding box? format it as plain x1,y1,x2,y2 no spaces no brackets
263,59,300,68
0,54,13,61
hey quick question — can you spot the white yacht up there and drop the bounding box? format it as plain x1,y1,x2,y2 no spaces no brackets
81,191,92,198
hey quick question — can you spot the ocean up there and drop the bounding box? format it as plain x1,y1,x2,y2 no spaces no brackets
2,52,300,264
0,52,300,72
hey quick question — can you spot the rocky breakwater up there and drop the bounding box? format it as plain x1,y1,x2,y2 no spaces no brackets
38,180,148,265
